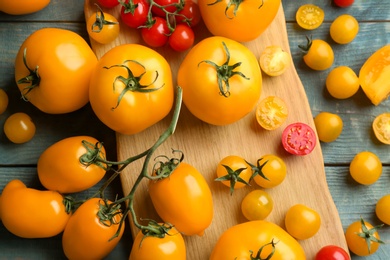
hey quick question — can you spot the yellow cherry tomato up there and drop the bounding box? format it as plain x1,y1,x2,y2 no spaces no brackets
359,44,390,105
372,112,390,145
330,14,359,44
300,37,334,71
0,88,8,114
349,151,382,185
241,189,273,221
259,46,291,76
345,218,384,256
376,194,390,225
285,204,321,240
3,112,36,144
256,96,288,131
326,66,360,99
86,5,120,44
314,112,343,143
252,154,287,189
295,4,324,30
0,0,50,15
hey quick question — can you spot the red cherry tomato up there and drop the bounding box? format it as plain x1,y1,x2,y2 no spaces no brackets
334,0,354,7
97,0,120,8
152,0,180,17
282,122,317,156
175,0,201,27
141,17,170,47
169,24,194,52
120,0,149,28
316,245,350,260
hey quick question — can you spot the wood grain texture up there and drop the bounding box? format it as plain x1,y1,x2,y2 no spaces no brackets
84,0,348,259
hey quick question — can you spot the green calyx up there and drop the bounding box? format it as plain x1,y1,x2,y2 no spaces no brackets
357,217,385,253
79,140,109,171
208,0,264,18
103,59,163,110
215,164,250,195
247,159,269,182
198,41,249,98
249,239,278,260
151,149,183,180
17,48,40,101
298,35,313,53
91,4,118,33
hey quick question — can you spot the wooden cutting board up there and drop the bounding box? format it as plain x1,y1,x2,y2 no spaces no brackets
84,1,348,258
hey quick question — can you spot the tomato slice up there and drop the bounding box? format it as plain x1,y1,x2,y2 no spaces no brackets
372,113,390,145
256,96,288,130
296,4,324,30
259,45,291,76
282,122,317,155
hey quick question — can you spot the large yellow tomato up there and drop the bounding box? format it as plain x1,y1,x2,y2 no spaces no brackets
0,0,50,15
14,28,98,114
210,220,306,259
198,0,281,42
0,179,70,238
89,44,174,135
177,36,262,125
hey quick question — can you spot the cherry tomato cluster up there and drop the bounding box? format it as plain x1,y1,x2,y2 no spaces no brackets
97,0,201,51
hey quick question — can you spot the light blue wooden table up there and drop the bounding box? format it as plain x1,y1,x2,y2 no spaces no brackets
0,0,389,259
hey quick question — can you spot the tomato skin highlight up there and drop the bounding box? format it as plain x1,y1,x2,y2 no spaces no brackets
210,220,306,259
0,0,50,15
62,198,124,260
148,162,213,236
14,28,98,114
129,226,186,260
37,136,107,194
0,179,70,238
198,0,281,42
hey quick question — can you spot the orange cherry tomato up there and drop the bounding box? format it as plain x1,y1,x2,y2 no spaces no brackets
252,154,287,189
0,179,70,238
241,189,273,221
285,204,321,240
259,45,291,76
0,88,8,114
330,14,359,44
376,194,390,225
86,5,120,44
0,0,50,15
296,4,324,30
314,112,343,143
256,96,288,130
326,66,360,99
349,151,382,185
3,112,36,144
300,37,334,71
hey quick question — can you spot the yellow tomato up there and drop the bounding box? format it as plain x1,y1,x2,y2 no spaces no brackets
252,154,287,188
349,151,382,185
198,0,281,42
0,0,50,15
376,194,390,225
372,112,390,145
210,220,306,259
259,46,291,76
3,112,36,144
0,88,9,114
241,189,273,221
326,66,360,99
330,14,359,44
256,96,288,130
314,112,343,143
285,204,321,240
359,44,390,105
300,37,334,71
296,4,324,30
86,6,120,44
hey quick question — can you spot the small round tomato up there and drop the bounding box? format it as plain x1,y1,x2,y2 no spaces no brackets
282,122,317,156
210,220,306,259
256,96,288,130
376,194,390,225
97,0,120,8
296,4,324,30
129,225,186,259
198,0,281,42
349,151,382,185
252,154,287,188
372,113,390,145
175,0,201,27
86,6,120,44
0,88,9,114
89,43,174,135
0,0,50,15
285,204,321,240
168,24,195,52
314,112,343,143
259,45,291,77
37,136,107,194
300,37,334,71
345,218,384,256
315,245,350,260
326,66,360,99
178,36,262,125
241,190,273,221
149,161,213,236
330,14,359,44
141,17,170,47
120,0,149,29
216,155,252,194
3,112,36,144
62,198,124,260
334,0,354,8
15,28,97,114
0,179,70,238
152,0,181,17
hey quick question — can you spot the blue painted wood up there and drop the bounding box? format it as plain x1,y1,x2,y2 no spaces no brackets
0,0,389,259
